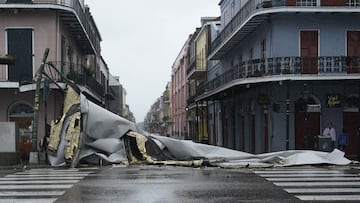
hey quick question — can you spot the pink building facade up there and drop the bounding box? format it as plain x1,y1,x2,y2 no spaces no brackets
171,35,190,139
0,0,109,164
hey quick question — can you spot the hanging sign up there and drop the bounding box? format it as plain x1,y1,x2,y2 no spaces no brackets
326,94,341,107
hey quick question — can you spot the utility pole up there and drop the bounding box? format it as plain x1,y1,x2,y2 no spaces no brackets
32,48,80,164
32,48,49,153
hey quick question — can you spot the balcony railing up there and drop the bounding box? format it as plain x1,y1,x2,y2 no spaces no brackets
195,56,360,98
0,0,97,54
0,61,105,97
186,55,207,75
0,65,6,81
210,0,360,57
47,61,105,97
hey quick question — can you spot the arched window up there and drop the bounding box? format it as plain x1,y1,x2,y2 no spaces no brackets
8,102,33,129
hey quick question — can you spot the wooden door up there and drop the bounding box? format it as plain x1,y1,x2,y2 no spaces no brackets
295,112,320,149
10,117,33,161
300,30,318,74
347,31,360,73
343,112,358,159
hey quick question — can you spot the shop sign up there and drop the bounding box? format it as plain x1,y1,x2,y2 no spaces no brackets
326,94,341,107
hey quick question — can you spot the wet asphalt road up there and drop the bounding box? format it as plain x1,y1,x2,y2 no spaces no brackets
55,165,301,203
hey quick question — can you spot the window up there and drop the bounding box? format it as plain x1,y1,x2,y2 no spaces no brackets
7,28,33,82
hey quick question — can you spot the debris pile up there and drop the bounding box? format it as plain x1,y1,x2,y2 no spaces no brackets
47,86,351,168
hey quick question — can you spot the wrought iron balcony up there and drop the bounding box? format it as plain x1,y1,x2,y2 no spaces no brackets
186,55,207,80
47,61,105,98
195,56,360,99
0,0,98,54
0,60,105,98
210,0,360,60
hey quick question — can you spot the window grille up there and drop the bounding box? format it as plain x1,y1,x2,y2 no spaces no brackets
297,0,317,6
348,0,360,6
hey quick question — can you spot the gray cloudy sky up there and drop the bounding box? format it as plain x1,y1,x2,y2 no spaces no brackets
86,0,220,122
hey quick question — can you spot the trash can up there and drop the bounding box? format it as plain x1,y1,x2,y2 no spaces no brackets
315,135,332,152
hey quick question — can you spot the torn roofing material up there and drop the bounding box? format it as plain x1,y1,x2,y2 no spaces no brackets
47,86,352,168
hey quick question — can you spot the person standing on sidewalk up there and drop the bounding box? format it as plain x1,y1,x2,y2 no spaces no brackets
323,123,336,150
337,128,348,151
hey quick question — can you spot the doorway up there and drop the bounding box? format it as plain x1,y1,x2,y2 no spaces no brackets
347,31,360,73
8,103,33,161
295,96,321,149
300,30,318,74
343,95,360,159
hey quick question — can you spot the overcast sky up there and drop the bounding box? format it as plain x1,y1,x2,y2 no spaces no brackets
86,0,220,122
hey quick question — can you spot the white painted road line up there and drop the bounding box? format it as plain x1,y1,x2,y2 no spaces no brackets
254,170,341,174
267,177,360,181
258,173,357,177
0,191,65,196
0,167,98,203
0,180,79,184
275,181,360,187
29,169,81,172
0,176,84,181
296,195,360,201
14,171,91,175
0,184,73,190
0,199,57,203
6,173,90,177
285,188,360,193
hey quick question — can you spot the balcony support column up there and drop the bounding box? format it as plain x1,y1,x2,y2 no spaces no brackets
232,88,236,150
286,80,290,150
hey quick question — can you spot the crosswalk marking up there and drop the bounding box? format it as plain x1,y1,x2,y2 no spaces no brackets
14,171,91,175
0,180,79,184
254,167,360,201
0,176,84,180
6,173,90,177
257,173,357,177
254,170,341,174
0,185,73,190
0,199,57,203
0,167,97,203
297,195,360,201
274,181,360,186
268,177,360,181
0,191,65,196
285,188,360,193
